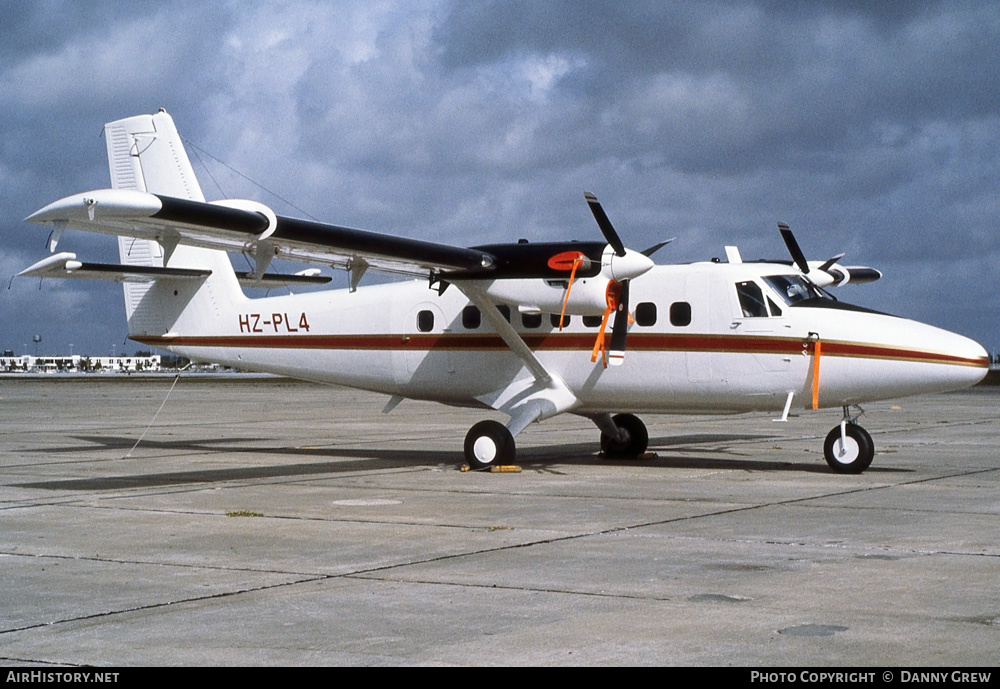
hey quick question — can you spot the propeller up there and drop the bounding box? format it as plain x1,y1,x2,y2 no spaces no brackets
641,239,675,258
778,222,882,287
778,222,809,274
585,192,626,256
583,193,652,367
607,280,631,366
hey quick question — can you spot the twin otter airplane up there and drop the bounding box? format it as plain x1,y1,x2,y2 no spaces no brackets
20,110,989,473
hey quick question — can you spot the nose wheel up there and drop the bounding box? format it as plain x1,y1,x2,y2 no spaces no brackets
823,422,874,474
464,420,515,470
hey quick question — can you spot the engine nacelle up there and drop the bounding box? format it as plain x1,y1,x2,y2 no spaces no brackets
482,277,612,316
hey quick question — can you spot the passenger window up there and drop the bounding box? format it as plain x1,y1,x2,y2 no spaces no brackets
636,302,657,326
583,315,603,328
462,305,481,329
736,281,768,318
496,305,511,323
521,312,542,329
550,314,571,328
417,310,434,332
669,302,691,327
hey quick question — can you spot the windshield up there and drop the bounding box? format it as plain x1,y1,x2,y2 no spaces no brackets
763,275,831,305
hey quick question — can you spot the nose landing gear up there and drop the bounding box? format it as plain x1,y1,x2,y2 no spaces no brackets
824,407,874,474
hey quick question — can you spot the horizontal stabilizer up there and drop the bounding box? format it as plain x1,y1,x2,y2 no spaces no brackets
18,252,211,282
234,271,332,288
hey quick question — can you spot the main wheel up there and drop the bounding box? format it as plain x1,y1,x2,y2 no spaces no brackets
600,413,649,458
464,420,515,470
824,424,874,474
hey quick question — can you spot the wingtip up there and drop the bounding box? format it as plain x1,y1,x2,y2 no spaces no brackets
25,189,162,225
16,252,77,278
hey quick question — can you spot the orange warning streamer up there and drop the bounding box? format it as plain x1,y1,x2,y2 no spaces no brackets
548,251,586,331
811,339,822,410
590,281,621,369
590,307,613,368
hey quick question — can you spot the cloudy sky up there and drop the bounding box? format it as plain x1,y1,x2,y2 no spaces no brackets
2,1,998,357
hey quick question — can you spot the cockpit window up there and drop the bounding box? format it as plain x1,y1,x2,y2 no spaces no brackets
763,275,830,306
736,281,769,317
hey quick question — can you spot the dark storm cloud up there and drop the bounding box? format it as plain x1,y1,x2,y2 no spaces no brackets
0,3,236,207
430,1,1000,323
435,1,1000,173
0,1,161,66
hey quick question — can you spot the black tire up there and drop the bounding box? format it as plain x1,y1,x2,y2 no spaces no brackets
824,424,874,474
600,413,649,458
464,420,515,470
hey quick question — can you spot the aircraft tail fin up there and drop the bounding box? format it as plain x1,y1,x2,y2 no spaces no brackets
105,110,206,201
104,110,243,338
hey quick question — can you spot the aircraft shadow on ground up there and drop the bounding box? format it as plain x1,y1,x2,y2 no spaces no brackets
13,431,904,490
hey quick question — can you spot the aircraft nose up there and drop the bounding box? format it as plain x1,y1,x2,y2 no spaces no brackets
912,325,990,391
947,332,990,387
849,318,990,401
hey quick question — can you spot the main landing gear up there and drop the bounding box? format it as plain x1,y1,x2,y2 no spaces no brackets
464,420,515,470
597,413,649,458
823,407,875,474
462,413,651,470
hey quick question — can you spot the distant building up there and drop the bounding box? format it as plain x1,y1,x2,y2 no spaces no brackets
0,355,161,373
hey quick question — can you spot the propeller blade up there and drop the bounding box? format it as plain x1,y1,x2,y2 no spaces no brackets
641,238,675,258
585,192,626,257
778,222,810,274
817,253,846,272
608,280,630,366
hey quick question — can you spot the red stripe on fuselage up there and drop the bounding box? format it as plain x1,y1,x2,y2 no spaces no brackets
131,332,988,369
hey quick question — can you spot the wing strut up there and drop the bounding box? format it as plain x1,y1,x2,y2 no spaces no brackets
456,283,578,435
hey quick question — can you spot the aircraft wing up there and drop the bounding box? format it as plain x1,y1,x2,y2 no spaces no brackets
26,189,496,280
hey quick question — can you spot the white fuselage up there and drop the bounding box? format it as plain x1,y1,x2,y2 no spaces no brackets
134,260,989,415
